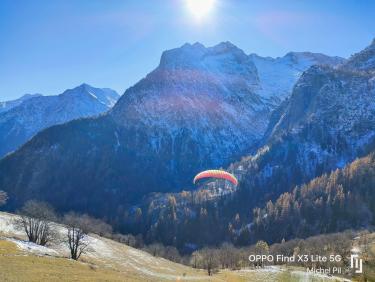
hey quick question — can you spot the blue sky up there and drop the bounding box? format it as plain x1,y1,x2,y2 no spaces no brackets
0,0,374,100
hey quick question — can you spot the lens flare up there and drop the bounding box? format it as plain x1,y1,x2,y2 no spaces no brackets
186,0,215,21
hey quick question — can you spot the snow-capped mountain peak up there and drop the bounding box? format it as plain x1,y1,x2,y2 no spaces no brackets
62,83,119,108
159,41,251,71
0,84,119,157
249,51,345,105
112,42,262,133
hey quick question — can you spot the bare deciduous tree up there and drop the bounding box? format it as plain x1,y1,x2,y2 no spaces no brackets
78,214,112,237
218,242,239,269
145,243,165,257
112,233,137,247
255,240,269,267
190,250,203,268
164,246,181,262
15,200,56,246
63,213,90,260
142,243,181,263
0,191,8,206
199,248,219,276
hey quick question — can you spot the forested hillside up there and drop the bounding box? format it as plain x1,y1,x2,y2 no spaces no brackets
251,151,375,243
131,149,375,249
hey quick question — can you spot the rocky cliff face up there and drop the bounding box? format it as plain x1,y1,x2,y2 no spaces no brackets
230,40,375,209
110,42,269,174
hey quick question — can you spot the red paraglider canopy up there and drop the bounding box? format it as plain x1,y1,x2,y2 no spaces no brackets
193,170,238,186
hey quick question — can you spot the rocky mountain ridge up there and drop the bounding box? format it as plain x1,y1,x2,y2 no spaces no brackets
0,84,119,157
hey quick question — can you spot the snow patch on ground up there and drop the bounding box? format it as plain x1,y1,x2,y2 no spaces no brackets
290,269,351,282
6,237,59,256
0,212,24,236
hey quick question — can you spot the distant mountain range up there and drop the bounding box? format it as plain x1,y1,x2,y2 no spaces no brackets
0,40,361,227
0,93,42,114
0,84,119,157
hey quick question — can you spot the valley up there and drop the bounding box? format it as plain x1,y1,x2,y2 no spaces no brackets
0,211,351,281
0,27,374,282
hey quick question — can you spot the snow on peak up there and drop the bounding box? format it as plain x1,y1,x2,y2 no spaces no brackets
156,42,344,108
159,43,207,69
62,83,120,108
283,52,344,66
110,42,266,176
0,93,43,114
159,41,250,71
249,51,345,104
0,84,119,157
211,41,243,53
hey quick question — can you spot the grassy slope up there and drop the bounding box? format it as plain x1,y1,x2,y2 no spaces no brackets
0,240,130,282
0,212,347,281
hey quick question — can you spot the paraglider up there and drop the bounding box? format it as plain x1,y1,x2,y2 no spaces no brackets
193,170,238,186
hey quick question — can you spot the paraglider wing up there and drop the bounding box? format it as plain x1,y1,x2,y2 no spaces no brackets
193,170,238,186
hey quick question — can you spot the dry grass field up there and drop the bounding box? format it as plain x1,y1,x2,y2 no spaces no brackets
0,212,350,282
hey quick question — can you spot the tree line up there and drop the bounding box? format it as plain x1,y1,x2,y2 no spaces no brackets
251,152,375,243
120,150,375,250
2,196,375,279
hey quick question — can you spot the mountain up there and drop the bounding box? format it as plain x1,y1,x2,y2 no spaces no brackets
133,39,375,247
249,51,345,106
230,39,375,216
0,42,344,220
246,38,374,186
0,84,119,157
0,94,42,114
111,41,268,167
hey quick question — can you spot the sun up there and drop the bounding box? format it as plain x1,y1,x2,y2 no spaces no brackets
186,0,216,21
